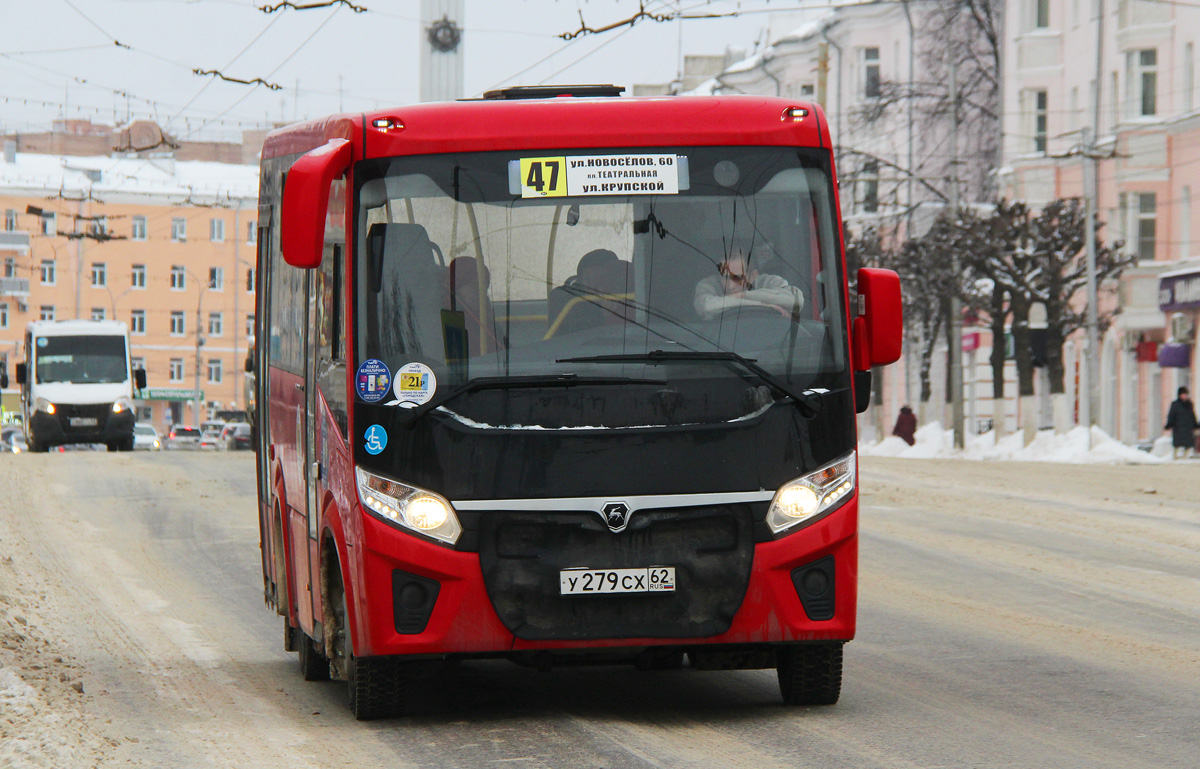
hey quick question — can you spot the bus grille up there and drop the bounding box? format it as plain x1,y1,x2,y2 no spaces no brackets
477,504,754,641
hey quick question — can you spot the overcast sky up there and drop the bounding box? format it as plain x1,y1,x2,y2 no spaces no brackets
1,0,810,144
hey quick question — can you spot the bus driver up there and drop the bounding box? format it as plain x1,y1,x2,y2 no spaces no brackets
694,248,804,320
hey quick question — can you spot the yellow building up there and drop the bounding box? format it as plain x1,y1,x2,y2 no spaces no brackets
1,146,258,430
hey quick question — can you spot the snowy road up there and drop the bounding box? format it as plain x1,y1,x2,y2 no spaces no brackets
1,452,1197,767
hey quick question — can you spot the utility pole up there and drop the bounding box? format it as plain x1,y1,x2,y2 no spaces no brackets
816,43,829,110
948,53,965,449
1082,0,1106,435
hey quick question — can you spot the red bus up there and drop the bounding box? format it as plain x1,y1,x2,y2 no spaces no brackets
252,85,901,720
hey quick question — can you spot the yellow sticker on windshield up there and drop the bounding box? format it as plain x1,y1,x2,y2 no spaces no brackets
519,157,567,198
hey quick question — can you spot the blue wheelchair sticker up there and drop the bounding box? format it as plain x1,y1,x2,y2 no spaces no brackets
363,424,388,455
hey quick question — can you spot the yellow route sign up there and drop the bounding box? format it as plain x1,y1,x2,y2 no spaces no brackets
518,157,567,198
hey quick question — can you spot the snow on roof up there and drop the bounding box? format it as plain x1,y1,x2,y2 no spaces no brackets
0,152,258,205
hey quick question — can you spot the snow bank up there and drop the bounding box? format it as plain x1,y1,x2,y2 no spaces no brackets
860,422,1169,465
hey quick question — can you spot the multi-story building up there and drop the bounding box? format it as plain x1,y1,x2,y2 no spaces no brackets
1000,0,1200,443
1,139,258,430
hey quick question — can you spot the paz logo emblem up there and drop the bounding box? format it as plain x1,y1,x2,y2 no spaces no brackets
600,502,632,533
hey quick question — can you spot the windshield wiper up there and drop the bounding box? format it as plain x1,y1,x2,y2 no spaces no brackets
394,373,666,429
557,350,822,418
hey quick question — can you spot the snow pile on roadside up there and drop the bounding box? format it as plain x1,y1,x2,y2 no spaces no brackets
861,422,1169,464
0,555,113,768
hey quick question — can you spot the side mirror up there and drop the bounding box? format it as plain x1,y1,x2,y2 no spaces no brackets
15,362,27,385
853,268,902,371
135,368,147,390
0,371,7,389
281,138,352,269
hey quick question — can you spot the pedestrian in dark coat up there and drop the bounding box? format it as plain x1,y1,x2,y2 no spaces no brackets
893,406,917,446
1164,387,1198,459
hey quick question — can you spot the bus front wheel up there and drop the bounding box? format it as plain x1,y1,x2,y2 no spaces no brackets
776,642,843,706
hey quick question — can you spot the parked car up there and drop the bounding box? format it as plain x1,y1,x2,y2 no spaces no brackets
132,423,162,451
2,427,26,454
220,422,252,451
166,425,201,450
199,429,221,450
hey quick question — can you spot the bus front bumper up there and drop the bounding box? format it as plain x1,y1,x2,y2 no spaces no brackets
349,495,858,659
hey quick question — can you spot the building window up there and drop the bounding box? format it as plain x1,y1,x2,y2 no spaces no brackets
209,266,224,291
131,356,145,372
91,262,107,287
130,309,146,334
800,84,815,97
4,257,15,278
4,209,15,231
40,305,55,321
42,212,56,236
245,267,256,292
131,215,147,241
90,307,106,321
170,311,186,336
1032,89,1048,153
169,358,184,382
1182,186,1193,261
247,221,257,244
171,217,187,242
207,359,223,384
1034,0,1050,28
210,218,225,243
40,259,56,285
89,216,108,238
862,47,880,99
171,265,186,290
131,264,146,288
246,313,256,338
1186,43,1195,113
1129,49,1157,117
861,161,879,213
208,312,223,336
0,302,7,329
1136,192,1157,261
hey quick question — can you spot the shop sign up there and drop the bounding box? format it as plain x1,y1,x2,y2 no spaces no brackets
1158,270,1200,312
141,387,204,401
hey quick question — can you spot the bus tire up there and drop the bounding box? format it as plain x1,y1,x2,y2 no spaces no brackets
299,634,331,681
346,655,401,720
776,642,843,706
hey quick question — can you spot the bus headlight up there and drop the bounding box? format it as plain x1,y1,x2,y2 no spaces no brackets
765,452,856,535
35,397,56,415
355,466,462,545
112,397,133,414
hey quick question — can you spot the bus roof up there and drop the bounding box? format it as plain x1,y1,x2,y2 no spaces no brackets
25,319,131,337
261,94,829,162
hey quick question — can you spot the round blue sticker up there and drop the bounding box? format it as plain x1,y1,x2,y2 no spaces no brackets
364,424,388,455
355,359,392,403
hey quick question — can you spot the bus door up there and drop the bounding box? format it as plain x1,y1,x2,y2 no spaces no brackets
301,177,347,635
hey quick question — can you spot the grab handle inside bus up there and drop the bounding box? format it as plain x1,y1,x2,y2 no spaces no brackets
281,138,352,269
853,268,902,371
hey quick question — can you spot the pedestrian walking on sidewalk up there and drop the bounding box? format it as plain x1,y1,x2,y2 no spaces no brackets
1164,387,1198,459
893,406,917,446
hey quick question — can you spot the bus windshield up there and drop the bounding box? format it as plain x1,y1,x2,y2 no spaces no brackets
354,146,848,427
35,335,128,384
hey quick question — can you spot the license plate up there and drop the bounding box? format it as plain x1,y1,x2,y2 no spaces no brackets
559,567,676,595
69,417,98,427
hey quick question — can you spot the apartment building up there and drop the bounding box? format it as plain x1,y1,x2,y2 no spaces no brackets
1001,0,1200,443
1,142,258,430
